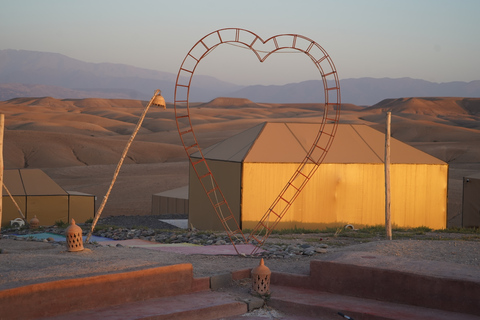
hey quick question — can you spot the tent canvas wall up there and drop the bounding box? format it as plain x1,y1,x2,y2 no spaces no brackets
2,169,27,226
462,172,480,227
189,123,448,231
2,169,95,227
67,191,96,224
152,186,189,215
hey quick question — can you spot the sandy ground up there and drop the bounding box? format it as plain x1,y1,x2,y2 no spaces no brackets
1,234,479,291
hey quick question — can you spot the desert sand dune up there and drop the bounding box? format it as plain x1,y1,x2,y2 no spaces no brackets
198,97,270,109
367,97,480,116
1,96,479,224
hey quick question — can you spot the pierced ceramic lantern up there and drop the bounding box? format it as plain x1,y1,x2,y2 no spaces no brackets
65,219,84,252
152,90,166,109
29,215,40,229
252,258,271,295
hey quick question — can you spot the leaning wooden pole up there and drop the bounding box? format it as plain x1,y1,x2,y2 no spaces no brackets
86,91,165,242
385,112,392,240
0,114,4,232
2,182,25,220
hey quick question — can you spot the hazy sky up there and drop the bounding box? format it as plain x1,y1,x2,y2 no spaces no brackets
1,0,479,86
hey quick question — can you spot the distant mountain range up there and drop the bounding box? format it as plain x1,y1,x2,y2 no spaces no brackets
1,49,479,106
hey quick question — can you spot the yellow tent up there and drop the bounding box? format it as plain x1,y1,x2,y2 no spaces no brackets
189,123,448,231
2,169,95,227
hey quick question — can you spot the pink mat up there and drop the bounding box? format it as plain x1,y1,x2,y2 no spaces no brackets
100,239,263,255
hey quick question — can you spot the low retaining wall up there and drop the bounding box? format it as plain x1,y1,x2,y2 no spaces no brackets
271,260,480,316
0,263,210,319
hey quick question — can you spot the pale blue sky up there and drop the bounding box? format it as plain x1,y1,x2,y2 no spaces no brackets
1,0,479,85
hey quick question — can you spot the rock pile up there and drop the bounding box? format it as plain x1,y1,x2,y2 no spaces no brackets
93,227,328,258
2,225,329,259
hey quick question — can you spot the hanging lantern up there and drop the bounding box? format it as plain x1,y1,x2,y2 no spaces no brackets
65,219,84,252
152,90,166,109
29,215,40,229
251,258,271,295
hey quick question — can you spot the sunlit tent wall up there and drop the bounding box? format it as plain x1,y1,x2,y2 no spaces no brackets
1,169,95,227
189,123,448,231
462,172,480,228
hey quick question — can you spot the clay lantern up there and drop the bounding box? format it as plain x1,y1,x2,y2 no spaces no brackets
65,219,84,252
252,258,271,295
29,215,40,229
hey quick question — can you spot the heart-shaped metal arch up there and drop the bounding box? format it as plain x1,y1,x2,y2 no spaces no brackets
174,28,341,254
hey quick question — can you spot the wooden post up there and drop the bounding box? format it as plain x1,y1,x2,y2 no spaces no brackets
385,112,392,240
85,90,164,243
0,114,4,231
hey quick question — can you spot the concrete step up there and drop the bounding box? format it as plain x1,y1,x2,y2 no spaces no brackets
268,285,480,320
41,290,247,320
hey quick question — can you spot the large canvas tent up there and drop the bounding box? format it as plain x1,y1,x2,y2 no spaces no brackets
189,123,448,231
462,172,480,227
2,169,95,227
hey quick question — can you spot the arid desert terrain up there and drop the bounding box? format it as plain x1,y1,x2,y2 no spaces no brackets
1,96,479,227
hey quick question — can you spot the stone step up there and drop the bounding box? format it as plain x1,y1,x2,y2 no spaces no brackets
268,285,480,320
41,290,247,320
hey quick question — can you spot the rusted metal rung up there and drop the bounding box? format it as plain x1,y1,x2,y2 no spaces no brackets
326,87,339,91
179,128,193,135
279,196,291,205
185,143,198,151
314,145,327,152
305,155,316,163
198,172,212,180
321,131,334,137
188,53,199,62
180,67,193,74
268,209,281,219
295,169,309,179
206,186,219,195
220,215,234,223
306,42,314,53
200,40,209,50
176,115,189,119
325,117,339,122
213,200,226,208
249,233,262,243
273,37,279,49
316,56,327,64
288,182,301,192
177,84,189,88
175,100,188,103
191,158,204,166
323,71,336,77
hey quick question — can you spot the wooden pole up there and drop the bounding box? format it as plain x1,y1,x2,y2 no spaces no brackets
385,112,392,240
0,114,4,232
85,91,163,242
2,182,25,219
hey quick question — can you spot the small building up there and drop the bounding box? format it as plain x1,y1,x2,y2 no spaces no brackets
152,186,189,215
2,169,95,227
462,172,480,228
189,122,448,231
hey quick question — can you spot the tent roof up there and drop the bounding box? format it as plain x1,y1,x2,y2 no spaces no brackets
153,186,189,199
465,172,480,180
2,169,67,196
195,122,446,165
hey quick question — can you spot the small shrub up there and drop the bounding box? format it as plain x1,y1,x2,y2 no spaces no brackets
54,220,68,228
